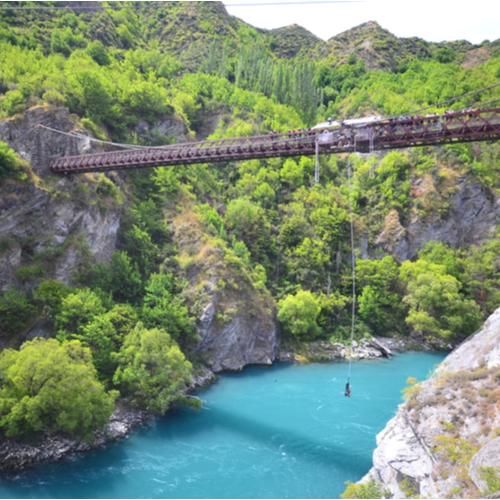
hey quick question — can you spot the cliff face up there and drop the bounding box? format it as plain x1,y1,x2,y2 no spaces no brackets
376,177,499,261
363,308,500,498
171,200,278,372
0,107,124,292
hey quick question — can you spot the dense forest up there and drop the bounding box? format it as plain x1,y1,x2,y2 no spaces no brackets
0,2,499,442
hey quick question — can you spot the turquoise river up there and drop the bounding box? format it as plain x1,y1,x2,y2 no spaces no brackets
0,352,445,498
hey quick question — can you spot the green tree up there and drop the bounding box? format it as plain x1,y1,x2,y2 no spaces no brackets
86,40,110,66
33,279,71,321
225,197,272,264
78,315,119,382
356,256,407,335
461,239,500,315
278,289,321,338
113,323,192,413
141,273,197,345
0,338,115,439
56,288,105,338
91,251,144,304
104,303,138,340
400,260,481,343
0,141,29,181
341,480,388,499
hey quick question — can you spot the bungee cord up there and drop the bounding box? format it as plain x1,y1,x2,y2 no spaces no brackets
344,160,356,398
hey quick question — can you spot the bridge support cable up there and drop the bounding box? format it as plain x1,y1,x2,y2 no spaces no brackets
345,160,356,397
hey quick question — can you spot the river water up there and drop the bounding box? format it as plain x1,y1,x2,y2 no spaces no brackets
0,352,445,499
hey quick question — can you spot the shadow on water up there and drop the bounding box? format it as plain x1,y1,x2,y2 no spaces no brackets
151,405,370,476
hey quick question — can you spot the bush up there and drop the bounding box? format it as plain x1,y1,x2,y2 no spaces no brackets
33,279,71,320
356,256,406,336
86,40,111,66
278,289,321,339
113,323,192,413
85,252,143,304
400,260,481,342
141,273,197,345
225,197,271,263
0,89,25,116
0,141,29,181
15,263,45,282
0,338,116,439
0,290,37,338
341,480,388,499
56,288,105,338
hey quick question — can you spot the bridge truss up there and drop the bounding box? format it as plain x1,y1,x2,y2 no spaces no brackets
50,107,500,174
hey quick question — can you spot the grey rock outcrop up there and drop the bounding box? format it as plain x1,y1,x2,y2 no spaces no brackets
278,336,406,363
377,178,499,261
469,437,500,493
0,105,94,175
362,308,500,498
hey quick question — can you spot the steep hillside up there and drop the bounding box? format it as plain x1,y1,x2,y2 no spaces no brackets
358,308,500,498
322,20,495,70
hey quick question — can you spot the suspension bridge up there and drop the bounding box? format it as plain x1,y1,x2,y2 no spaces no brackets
49,107,500,174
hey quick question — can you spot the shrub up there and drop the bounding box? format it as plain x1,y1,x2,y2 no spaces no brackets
400,260,481,342
86,40,111,66
480,466,500,495
86,252,144,304
113,323,192,413
0,290,37,338
56,288,105,338
0,338,116,439
341,480,388,499
33,279,71,320
15,263,45,282
141,273,197,345
0,89,25,116
0,141,29,181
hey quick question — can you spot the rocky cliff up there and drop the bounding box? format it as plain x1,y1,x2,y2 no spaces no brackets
171,198,278,372
0,107,125,344
362,308,500,498
376,176,499,261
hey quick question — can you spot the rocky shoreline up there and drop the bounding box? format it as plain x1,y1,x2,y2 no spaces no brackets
277,335,414,363
0,402,150,473
0,336,416,473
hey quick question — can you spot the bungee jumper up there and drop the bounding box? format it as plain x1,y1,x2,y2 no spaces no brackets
344,380,352,398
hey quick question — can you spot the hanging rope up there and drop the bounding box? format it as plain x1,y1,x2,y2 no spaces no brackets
345,160,356,397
